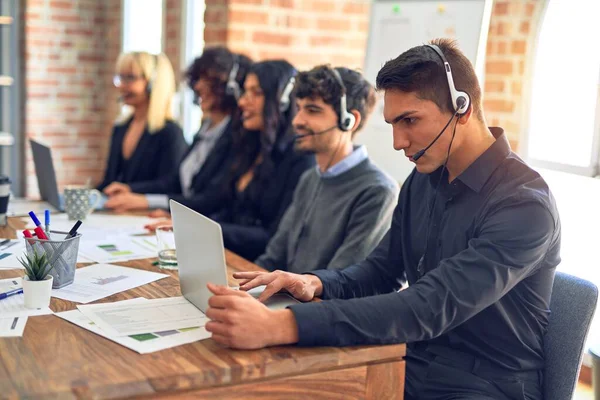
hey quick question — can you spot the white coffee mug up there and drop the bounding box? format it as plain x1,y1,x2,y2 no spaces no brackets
64,186,102,220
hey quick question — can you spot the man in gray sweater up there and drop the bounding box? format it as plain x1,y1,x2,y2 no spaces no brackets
255,66,398,273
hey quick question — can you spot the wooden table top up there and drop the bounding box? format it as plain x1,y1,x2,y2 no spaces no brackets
0,217,405,399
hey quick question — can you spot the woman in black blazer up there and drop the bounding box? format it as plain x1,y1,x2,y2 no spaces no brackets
103,48,252,213
145,60,315,261
97,51,187,192
212,60,315,260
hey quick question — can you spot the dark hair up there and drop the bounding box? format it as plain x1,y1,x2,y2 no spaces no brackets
184,46,252,114
375,38,483,121
224,59,298,200
295,65,376,137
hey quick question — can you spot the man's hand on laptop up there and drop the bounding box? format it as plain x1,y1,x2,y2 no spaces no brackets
105,193,149,212
234,271,323,302
103,182,131,196
205,283,299,349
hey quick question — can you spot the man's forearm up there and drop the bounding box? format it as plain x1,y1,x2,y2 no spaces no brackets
271,309,300,345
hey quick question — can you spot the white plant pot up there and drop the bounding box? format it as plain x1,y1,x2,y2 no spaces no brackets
22,275,53,309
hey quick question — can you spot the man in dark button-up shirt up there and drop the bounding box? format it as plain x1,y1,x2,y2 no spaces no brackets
204,39,561,400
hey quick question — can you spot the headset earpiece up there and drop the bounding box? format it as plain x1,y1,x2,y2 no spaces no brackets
329,68,356,132
426,44,471,115
225,54,241,100
279,75,296,113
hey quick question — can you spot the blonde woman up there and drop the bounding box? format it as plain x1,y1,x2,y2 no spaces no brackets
97,51,187,192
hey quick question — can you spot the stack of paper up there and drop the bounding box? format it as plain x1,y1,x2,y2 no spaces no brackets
78,238,157,264
57,297,210,354
23,214,161,242
0,240,25,270
51,264,169,304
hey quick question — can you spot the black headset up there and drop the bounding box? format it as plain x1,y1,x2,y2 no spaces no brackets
329,68,356,132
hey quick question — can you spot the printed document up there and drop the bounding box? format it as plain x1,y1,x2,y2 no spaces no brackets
56,298,210,353
51,264,169,304
77,296,207,337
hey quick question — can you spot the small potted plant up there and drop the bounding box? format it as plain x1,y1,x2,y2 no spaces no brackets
18,250,54,309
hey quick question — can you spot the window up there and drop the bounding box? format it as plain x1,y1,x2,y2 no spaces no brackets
0,0,22,195
526,0,600,176
180,0,206,142
122,0,164,54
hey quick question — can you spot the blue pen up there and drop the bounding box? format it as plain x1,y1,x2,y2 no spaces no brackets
44,210,50,233
0,288,23,301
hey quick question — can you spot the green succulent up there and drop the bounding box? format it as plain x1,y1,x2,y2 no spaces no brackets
18,250,54,281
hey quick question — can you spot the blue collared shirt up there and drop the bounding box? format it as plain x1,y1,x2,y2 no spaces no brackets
318,145,368,178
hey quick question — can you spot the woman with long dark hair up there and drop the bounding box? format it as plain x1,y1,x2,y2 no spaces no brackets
146,60,315,261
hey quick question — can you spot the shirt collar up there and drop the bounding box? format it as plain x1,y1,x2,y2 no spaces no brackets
427,127,510,194
319,145,368,178
196,116,231,141
457,127,510,193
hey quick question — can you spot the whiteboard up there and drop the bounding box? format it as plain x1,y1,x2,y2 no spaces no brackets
359,0,493,183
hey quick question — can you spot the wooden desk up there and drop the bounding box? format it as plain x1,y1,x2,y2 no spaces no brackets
0,217,405,399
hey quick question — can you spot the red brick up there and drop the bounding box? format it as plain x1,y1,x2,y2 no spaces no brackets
484,80,505,93
65,28,93,36
287,16,311,29
520,21,530,34
26,79,60,86
50,14,81,23
229,0,263,4
511,40,526,55
525,3,536,17
204,28,227,44
26,26,62,35
310,35,345,47
497,41,507,55
271,0,294,8
305,0,336,12
343,2,370,14
486,61,512,75
228,10,268,24
483,99,514,113
317,18,351,31
47,66,77,74
228,29,247,43
493,2,509,15
252,31,292,46
50,1,74,8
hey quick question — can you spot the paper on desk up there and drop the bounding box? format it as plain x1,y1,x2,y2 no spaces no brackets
0,279,53,317
0,240,26,270
78,296,207,337
56,298,210,354
51,264,168,304
78,237,156,263
23,213,159,240
0,316,28,337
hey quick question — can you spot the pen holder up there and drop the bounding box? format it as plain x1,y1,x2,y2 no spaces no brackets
24,231,81,289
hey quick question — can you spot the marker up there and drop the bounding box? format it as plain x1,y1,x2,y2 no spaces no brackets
28,211,48,240
65,220,82,239
0,288,23,301
44,210,51,235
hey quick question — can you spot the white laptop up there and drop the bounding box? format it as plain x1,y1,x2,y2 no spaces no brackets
170,200,299,313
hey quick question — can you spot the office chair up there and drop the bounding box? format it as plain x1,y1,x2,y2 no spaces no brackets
544,271,598,400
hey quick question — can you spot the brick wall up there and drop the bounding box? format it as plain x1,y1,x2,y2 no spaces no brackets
23,0,121,197
483,0,544,151
204,0,371,71
164,0,183,78
20,0,545,198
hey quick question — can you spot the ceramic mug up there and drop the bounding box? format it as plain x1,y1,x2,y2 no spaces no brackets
64,186,102,220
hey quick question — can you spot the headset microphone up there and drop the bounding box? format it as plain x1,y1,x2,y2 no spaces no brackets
412,105,462,162
293,125,338,140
